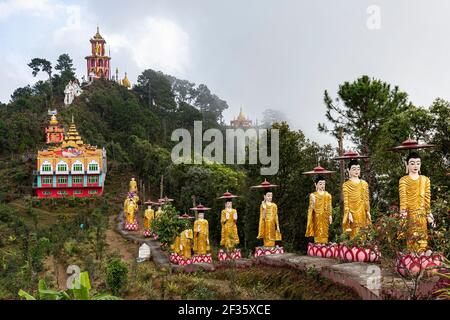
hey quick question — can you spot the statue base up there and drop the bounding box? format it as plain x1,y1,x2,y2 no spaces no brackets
169,253,193,265
218,248,242,261
143,230,158,240
396,251,444,277
339,244,380,263
192,254,213,264
124,220,138,231
254,246,284,257
307,243,340,259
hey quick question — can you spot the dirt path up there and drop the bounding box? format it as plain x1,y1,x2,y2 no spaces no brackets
105,215,136,263
42,255,68,290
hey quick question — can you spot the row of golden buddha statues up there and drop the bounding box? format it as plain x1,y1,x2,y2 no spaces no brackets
122,138,437,263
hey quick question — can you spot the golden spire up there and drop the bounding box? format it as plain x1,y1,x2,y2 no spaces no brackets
93,26,103,40
122,72,131,88
50,114,58,126
238,107,246,121
62,116,84,148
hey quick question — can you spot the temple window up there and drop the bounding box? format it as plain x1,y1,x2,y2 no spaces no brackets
42,177,52,184
74,190,82,195
42,191,52,196
41,163,52,172
88,176,98,184
57,162,68,172
58,177,67,184
72,162,83,172
88,162,99,172
89,190,97,195
73,176,83,184
57,190,68,196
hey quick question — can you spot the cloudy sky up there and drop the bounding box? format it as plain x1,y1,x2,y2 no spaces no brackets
1,0,450,146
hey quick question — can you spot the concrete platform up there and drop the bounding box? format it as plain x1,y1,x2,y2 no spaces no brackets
254,252,440,300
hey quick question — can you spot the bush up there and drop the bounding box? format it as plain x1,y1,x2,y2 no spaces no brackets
151,203,189,248
106,259,128,296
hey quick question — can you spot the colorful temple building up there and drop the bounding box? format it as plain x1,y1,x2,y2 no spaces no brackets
85,26,111,81
33,115,107,198
230,107,253,129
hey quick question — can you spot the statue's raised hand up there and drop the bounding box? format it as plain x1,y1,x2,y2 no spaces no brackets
348,212,354,224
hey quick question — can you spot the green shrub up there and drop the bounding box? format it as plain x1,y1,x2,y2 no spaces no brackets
106,259,128,296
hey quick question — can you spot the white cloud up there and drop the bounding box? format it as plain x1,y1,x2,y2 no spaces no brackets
0,0,57,21
110,17,191,76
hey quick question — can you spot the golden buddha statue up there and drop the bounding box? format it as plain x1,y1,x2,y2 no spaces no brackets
125,199,137,226
193,212,210,255
95,42,101,56
257,191,282,247
305,175,333,244
155,205,163,219
220,199,240,250
179,229,194,259
342,160,371,239
399,152,435,253
129,177,138,193
143,205,155,232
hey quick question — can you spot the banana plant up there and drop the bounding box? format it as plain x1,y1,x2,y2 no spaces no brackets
18,271,121,300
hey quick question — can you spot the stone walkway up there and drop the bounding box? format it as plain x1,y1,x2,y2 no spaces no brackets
114,212,439,300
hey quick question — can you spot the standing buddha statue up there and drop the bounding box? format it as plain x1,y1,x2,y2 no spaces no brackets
124,198,138,231
341,159,371,239
305,175,333,244
251,179,282,254
399,152,435,253
218,191,240,251
193,211,210,255
129,177,138,193
143,203,155,237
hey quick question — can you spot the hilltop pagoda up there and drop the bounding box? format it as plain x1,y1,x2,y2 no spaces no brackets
33,115,107,198
85,26,111,81
230,107,253,129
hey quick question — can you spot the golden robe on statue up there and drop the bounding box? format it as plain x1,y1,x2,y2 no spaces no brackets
143,208,155,230
193,219,210,255
257,202,281,247
129,179,138,193
342,180,371,239
171,236,181,255
399,175,430,253
220,209,239,250
305,191,332,244
126,201,137,224
175,229,193,259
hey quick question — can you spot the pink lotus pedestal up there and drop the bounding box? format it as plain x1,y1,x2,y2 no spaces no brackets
307,243,340,259
396,252,444,277
218,249,242,261
143,230,159,240
124,220,138,231
254,246,284,258
339,245,380,263
192,254,213,264
179,257,193,266
170,253,193,265
170,253,180,264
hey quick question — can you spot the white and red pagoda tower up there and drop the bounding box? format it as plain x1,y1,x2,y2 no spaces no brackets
85,27,111,81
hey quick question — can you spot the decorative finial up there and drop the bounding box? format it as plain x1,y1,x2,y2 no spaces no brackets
71,114,74,123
